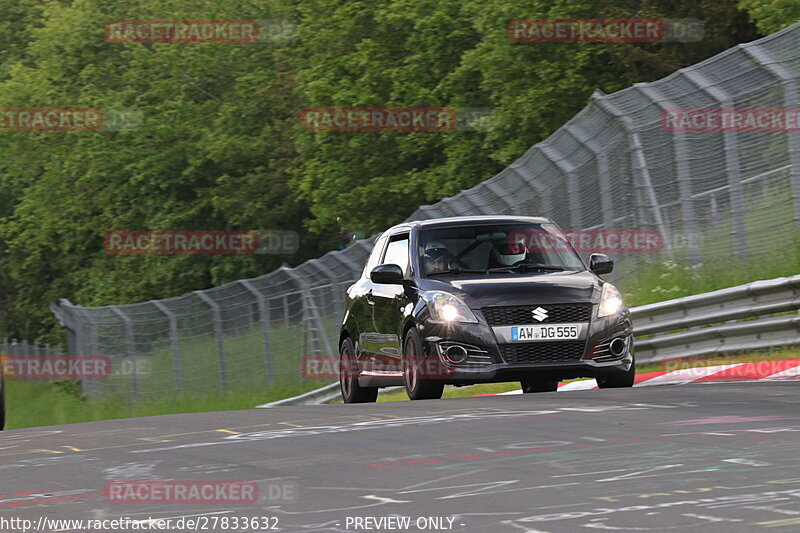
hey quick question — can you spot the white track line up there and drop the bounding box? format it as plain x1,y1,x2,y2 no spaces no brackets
558,379,597,391
496,363,747,396
486,361,800,397
636,364,746,386
763,362,800,380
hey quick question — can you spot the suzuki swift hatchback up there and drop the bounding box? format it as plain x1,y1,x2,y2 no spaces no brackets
339,216,634,402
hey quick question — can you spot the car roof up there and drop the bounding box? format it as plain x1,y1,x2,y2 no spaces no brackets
383,215,554,234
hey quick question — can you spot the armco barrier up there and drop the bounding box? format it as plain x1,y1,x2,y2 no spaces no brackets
269,275,800,406
632,275,800,362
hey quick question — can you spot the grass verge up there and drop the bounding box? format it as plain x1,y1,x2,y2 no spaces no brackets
2,378,323,430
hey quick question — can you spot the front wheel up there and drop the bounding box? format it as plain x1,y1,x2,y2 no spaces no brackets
521,379,559,393
596,359,636,389
403,328,444,400
339,338,378,403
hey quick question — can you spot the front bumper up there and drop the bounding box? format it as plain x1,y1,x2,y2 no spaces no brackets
417,306,634,384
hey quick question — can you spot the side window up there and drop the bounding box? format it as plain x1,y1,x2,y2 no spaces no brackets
363,235,388,277
382,234,410,276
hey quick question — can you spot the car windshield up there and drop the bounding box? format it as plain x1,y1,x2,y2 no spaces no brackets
419,223,585,276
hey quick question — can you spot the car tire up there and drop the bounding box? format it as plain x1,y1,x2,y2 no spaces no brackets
339,338,378,403
520,379,559,393
403,328,444,400
596,359,636,389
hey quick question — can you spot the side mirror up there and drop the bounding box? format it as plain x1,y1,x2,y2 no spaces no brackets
589,253,614,275
370,264,404,284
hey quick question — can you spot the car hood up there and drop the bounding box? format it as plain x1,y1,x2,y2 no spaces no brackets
419,270,601,308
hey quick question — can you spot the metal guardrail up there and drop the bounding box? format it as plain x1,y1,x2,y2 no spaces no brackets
632,275,800,362
257,383,404,408
7,278,800,408
265,275,800,406
256,382,342,408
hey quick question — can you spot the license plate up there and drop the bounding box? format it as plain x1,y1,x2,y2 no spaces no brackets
510,324,581,341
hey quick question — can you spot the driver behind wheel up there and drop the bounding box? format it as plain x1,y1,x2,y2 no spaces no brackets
489,239,527,267
423,240,451,273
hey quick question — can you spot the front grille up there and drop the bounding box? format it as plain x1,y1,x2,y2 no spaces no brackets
481,304,591,326
499,341,586,364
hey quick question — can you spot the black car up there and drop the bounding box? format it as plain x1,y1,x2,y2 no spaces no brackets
339,215,635,402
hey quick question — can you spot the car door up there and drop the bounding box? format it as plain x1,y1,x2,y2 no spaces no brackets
370,232,412,373
353,234,388,365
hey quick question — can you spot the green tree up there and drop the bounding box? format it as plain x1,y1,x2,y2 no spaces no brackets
0,0,313,341
738,0,800,34
290,0,759,235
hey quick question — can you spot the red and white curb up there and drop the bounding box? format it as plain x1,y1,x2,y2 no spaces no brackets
480,359,800,396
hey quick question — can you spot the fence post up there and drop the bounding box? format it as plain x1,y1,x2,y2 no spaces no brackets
484,180,519,214
682,69,749,260
592,90,674,258
308,289,335,356
741,43,800,233
305,262,340,355
52,300,99,396
239,280,274,384
444,193,492,215
566,124,616,229
281,266,335,362
152,301,183,392
638,85,700,264
193,291,228,394
76,307,100,396
540,144,582,227
51,299,76,356
509,163,554,216
279,268,307,378
110,306,138,403
412,204,439,220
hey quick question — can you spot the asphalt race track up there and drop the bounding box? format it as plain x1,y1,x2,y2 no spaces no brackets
2,382,800,532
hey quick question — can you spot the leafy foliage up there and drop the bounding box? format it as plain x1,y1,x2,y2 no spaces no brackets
738,0,800,34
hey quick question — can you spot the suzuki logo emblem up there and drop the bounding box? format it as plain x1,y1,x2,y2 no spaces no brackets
532,307,548,322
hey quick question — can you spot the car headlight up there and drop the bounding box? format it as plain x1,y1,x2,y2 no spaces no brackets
597,283,625,318
422,291,478,323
